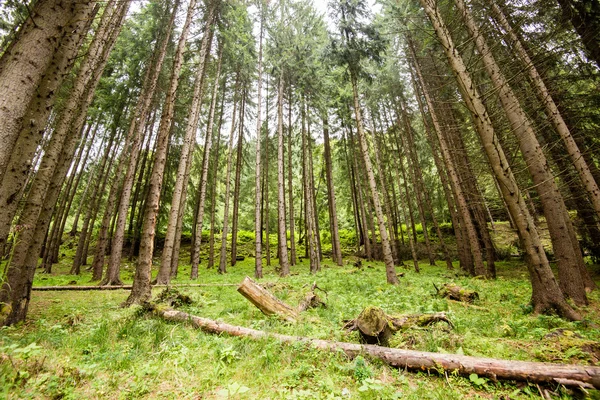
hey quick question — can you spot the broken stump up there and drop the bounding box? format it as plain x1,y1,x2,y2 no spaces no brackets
344,306,453,346
435,283,479,303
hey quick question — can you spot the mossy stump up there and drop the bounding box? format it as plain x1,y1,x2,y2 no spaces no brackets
354,306,394,346
344,307,454,347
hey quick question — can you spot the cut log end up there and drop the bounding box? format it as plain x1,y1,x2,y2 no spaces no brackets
237,276,299,323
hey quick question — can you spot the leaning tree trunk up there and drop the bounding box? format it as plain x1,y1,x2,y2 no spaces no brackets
0,0,125,327
408,38,483,276
369,112,399,264
455,0,588,303
0,0,95,184
0,1,99,257
350,74,397,284
152,0,212,284
420,0,580,320
399,106,437,267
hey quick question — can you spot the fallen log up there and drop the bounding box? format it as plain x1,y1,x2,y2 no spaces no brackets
31,283,238,291
343,307,453,346
435,283,479,303
146,305,600,390
237,276,299,323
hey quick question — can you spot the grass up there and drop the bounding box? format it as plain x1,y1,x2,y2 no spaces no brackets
1,233,600,399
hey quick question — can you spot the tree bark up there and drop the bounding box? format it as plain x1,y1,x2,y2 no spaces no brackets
237,276,299,323
218,80,240,275
323,113,343,266
231,93,245,267
420,0,580,320
254,6,265,278
276,74,290,276
0,0,94,183
154,0,214,283
455,0,587,303
150,307,600,389
286,85,295,266
350,74,397,284
301,97,320,274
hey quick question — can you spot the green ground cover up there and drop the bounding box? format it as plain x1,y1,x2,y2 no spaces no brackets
1,234,599,399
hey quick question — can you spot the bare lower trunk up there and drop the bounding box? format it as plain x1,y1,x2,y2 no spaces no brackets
350,75,397,284
254,11,265,278
408,38,483,276
301,97,320,274
455,0,586,303
323,113,342,266
276,74,290,276
0,0,123,326
0,0,93,183
218,84,240,275
286,86,295,266
421,0,579,320
231,94,245,267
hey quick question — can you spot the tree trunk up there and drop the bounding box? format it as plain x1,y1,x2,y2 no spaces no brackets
156,0,216,283
218,80,240,275
254,8,265,278
350,74,397,284
125,0,202,305
276,74,290,276
237,277,299,323
301,97,320,274
231,93,245,267
408,37,484,276
208,104,225,270
104,2,179,287
0,0,124,326
151,307,600,389
0,1,99,256
182,6,219,278
323,113,343,266
0,0,94,183
398,106,436,267
420,0,580,320
286,87,296,266
455,0,587,303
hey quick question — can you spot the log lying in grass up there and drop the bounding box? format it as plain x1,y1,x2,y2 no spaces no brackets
435,283,479,303
237,277,299,322
147,305,600,390
343,306,453,346
31,283,238,291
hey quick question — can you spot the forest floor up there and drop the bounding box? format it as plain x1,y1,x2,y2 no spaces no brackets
1,233,600,399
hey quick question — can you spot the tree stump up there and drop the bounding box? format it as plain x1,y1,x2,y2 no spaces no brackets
297,282,327,312
344,307,394,346
344,307,453,346
435,283,479,303
237,277,299,323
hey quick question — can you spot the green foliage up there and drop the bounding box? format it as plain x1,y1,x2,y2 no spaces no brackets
1,251,596,399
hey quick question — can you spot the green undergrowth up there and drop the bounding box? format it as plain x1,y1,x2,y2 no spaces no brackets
1,250,599,398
